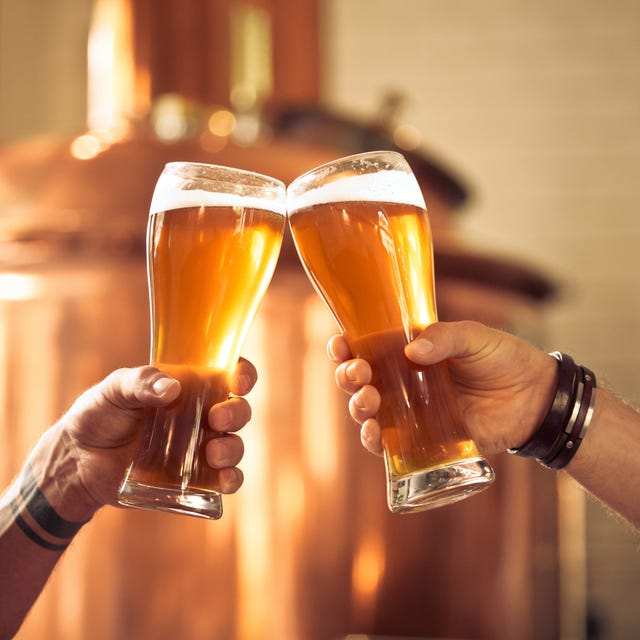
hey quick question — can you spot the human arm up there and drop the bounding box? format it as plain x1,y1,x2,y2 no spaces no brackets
563,386,640,529
329,320,640,529
0,360,256,638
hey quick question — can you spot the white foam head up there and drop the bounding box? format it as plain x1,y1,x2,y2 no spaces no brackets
287,169,426,213
150,178,286,216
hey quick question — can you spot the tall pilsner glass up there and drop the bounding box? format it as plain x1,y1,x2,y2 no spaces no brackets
287,151,495,513
118,162,286,519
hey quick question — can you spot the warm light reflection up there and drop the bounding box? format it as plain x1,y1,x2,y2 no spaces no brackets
302,297,339,483
235,313,272,640
0,273,44,300
232,112,263,147
151,96,190,141
230,4,273,112
87,0,135,131
96,121,131,144
275,463,306,531
351,532,386,615
208,109,236,137
69,134,106,160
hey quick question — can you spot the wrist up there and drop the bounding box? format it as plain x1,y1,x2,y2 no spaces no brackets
504,352,559,452
509,352,597,469
26,423,100,525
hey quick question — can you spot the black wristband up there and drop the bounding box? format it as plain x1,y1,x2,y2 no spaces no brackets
508,352,576,459
508,353,597,470
542,365,597,469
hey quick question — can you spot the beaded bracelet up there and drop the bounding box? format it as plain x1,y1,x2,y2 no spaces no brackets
508,352,597,470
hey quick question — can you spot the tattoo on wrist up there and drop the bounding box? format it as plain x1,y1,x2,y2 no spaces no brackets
10,463,91,552
10,500,70,551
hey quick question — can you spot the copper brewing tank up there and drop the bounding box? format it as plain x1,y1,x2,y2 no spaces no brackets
0,2,559,639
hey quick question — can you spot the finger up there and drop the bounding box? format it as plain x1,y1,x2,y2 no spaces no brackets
205,433,245,468
348,385,381,424
335,359,373,394
229,358,258,396
327,334,352,363
209,397,252,433
217,467,244,494
361,418,383,456
95,366,181,411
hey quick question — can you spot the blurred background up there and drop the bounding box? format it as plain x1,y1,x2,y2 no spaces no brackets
1,0,639,638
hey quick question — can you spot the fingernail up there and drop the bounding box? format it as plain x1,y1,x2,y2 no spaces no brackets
346,362,358,381
406,339,435,360
152,377,178,397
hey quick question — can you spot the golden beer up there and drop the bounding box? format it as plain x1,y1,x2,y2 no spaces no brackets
288,152,494,513
149,205,284,370
119,163,286,519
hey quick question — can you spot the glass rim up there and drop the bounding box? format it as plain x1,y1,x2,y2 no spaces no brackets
151,161,286,216
288,150,408,191
162,161,286,193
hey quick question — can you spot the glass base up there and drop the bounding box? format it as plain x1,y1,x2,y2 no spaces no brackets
387,457,495,514
118,479,223,520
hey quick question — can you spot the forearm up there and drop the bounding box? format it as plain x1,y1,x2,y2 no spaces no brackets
0,504,65,638
566,388,640,529
0,425,97,637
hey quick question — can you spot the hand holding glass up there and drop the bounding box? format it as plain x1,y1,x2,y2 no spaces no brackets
287,151,495,513
118,162,286,519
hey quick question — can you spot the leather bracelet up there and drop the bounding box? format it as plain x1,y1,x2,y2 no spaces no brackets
542,365,596,469
508,352,576,459
508,352,597,469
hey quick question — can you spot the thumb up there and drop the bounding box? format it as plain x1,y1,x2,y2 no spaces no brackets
405,321,489,366
404,335,438,364
97,366,181,410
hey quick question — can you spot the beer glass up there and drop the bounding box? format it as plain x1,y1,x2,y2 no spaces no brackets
287,151,495,513
118,162,286,519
